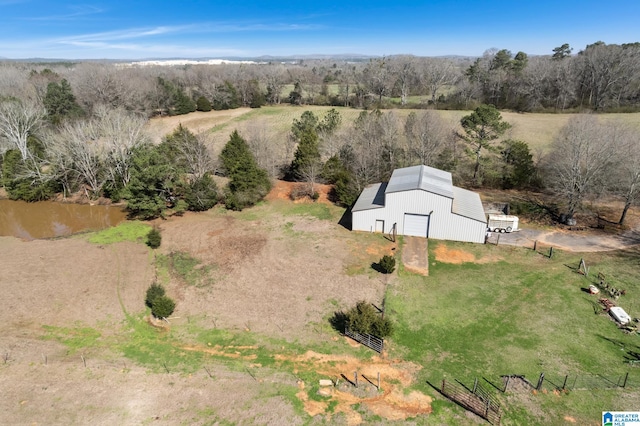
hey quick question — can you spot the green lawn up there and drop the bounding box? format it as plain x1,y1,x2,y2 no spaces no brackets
387,240,640,424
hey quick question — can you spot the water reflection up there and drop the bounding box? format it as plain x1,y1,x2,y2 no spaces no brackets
0,199,127,239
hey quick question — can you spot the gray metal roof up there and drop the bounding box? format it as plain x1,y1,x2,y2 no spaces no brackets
452,186,487,223
384,165,454,198
352,182,387,212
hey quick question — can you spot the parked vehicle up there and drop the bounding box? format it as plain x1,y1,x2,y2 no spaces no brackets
487,214,519,233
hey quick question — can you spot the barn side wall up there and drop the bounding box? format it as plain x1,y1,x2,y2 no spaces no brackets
352,189,486,243
352,207,388,233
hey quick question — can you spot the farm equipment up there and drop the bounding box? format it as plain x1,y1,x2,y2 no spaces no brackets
487,214,519,233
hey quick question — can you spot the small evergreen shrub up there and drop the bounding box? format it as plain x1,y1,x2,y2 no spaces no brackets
345,301,393,338
145,283,165,308
146,228,162,248
378,255,396,274
151,295,176,319
196,96,212,112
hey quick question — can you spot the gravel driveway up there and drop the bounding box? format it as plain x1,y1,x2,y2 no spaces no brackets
489,227,640,252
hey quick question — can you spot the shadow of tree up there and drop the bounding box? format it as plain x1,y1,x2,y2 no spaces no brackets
371,262,385,273
329,311,348,333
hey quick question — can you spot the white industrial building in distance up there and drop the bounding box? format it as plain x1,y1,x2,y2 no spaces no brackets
351,165,487,244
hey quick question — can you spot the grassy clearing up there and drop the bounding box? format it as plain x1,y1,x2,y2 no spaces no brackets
273,200,339,221
387,240,640,424
156,251,214,287
41,325,102,353
86,221,151,245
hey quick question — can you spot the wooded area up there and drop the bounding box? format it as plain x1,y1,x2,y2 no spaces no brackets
1,40,639,223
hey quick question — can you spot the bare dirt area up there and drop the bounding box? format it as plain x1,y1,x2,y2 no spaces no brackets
401,236,429,275
0,348,302,426
265,179,333,204
433,243,503,264
0,236,153,331
156,204,383,340
282,350,432,425
1,181,412,424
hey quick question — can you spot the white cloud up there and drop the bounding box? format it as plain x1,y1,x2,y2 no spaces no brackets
22,5,105,21
57,25,190,43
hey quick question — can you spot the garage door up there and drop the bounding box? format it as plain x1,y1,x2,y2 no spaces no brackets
404,214,429,237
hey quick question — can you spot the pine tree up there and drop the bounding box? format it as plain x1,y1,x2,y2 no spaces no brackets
220,131,271,210
43,79,83,125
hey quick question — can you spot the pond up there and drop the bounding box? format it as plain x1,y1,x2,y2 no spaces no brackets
0,199,127,239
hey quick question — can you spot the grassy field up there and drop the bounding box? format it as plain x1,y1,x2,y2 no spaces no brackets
387,238,640,424
146,105,640,158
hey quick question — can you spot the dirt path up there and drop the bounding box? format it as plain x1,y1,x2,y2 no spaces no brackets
494,227,640,252
402,236,429,275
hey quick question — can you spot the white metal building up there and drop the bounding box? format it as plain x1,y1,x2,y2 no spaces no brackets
351,165,487,243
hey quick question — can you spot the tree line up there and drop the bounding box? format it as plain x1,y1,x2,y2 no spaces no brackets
1,52,639,224
1,40,639,117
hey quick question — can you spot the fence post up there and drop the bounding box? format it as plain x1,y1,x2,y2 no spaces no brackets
354,371,358,388
622,372,629,388
473,377,478,394
534,240,537,251
503,375,510,393
442,378,446,392
536,373,544,391
549,247,554,258
562,375,568,390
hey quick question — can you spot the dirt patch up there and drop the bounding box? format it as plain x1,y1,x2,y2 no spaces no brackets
265,180,333,204
275,350,432,424
0,237,153,331
0,191,418,424
402,236,429,276
433,243,503,264
434,244,477,264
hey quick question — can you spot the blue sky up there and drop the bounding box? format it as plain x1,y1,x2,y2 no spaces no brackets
1,0,639,59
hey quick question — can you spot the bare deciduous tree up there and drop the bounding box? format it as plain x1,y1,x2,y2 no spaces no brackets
609,126,640,225
94,106,149,188
420,58,459,105
48,119,106,197
244,120,284,178
545,115,621,220
388,56,418,106
404,110,448,167
0,100,45,160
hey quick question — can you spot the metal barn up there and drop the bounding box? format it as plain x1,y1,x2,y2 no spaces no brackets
351,165,487,243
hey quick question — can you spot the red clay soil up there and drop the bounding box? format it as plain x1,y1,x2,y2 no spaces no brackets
265,180,333,204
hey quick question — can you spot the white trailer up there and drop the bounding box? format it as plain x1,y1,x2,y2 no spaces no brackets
610,306,631,325
487,214,519,233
